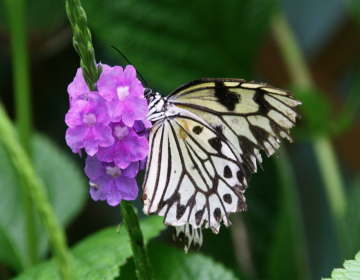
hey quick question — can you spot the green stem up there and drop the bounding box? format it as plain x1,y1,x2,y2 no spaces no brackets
333,64,360,135
269,147,312,279
272,13,347,254
313,136,347,231
4,0,37,267
65,0,100,91
0,103,74,280
272,13,313,90
120,201,154,280
65,1,153,278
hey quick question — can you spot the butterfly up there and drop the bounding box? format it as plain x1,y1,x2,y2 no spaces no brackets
141,78,301,252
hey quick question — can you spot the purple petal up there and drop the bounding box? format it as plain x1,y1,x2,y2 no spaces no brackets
124,65,137,80
106,182,123,206
84,136,99,156
65,125,88,150
89,176,112,201
106,100,124,123
92,123,114,147
122,161,139,177
117,176,138,201
124,65,144,98
65,100,88,127
120,105,136,127
97,65,125,101
113,152,132,169
121,97,148,127
85,155,106,179
67,68,90,107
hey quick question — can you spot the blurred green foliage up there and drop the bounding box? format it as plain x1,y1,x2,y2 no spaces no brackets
1,0,360,279
82,0,277,90
0,134,87,272
14,216,165,280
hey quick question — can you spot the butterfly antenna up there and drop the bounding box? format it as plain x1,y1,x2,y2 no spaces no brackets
111,45,148,87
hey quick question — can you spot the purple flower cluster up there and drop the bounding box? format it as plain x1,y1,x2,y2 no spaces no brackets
65,64,150,206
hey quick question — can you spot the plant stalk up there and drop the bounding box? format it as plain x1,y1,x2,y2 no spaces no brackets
4,0,37,267
0,103,74,280
121,201,154,280
270,147,312,279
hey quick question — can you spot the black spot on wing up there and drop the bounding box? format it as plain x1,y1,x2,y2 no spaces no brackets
253,89,271,115
192,126,204,135
223,165,232,178
214,125,224,137
195,209,204,226
208,137,222,153
213,208,221,222
237,135,260,174
223,194,232,204
176,204,186,220
214,81,241,111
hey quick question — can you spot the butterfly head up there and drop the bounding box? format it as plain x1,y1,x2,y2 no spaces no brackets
144,87,155,101
144,87,166,123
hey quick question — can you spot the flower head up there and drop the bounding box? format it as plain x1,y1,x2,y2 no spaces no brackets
96,121,149,169
65,92,114,155
66,64,149,204
85,155,139,206
97,65,148,126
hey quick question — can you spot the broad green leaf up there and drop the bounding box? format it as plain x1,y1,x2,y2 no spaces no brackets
0,134,87,271
82,0,277,91
323,251,360,280
14,215,165,280
120,242,240,280
0,136,32,270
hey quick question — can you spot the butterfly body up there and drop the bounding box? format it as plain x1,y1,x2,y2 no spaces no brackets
142,78,301,252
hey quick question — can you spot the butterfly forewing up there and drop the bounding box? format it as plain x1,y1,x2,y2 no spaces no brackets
167,79,301,173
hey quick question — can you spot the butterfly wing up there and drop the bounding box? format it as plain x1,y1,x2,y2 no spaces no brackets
142,107,247,234
167,78,301,177
143,78,301,252
173,224,203,254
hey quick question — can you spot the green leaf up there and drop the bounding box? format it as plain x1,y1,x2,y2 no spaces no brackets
0,139,28,270
0,134,87,271
291,86,333,140
323,251,360,280
120,242,240,280
82,0,277,91
14,215,165,280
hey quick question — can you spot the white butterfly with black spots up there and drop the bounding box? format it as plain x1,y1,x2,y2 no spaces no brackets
142,78,301,253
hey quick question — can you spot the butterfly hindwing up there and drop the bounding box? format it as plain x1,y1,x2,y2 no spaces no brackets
143,107,247,233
